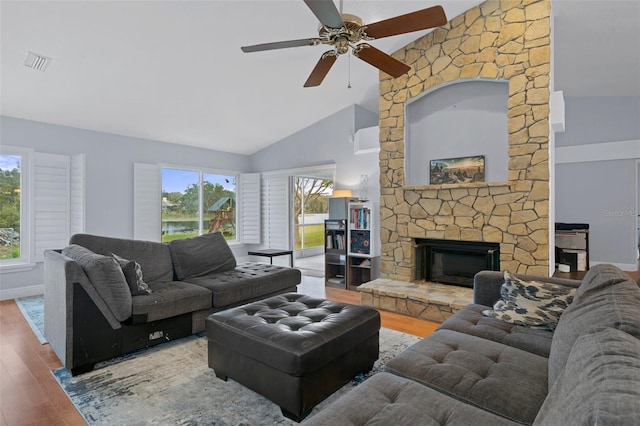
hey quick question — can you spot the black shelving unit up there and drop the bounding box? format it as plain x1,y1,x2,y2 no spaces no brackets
324,219,347,288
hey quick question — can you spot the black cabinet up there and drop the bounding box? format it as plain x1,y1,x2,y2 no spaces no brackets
325,219,347,288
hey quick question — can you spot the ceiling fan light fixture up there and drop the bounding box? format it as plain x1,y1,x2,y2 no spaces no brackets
24,51,52,71
335,37,349,55
242,1,447,87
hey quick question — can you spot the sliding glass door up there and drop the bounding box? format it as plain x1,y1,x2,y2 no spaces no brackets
294,177,333,258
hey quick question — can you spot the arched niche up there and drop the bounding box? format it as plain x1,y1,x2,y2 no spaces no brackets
405,80,509,186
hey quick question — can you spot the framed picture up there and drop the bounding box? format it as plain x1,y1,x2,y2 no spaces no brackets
430,155,485,185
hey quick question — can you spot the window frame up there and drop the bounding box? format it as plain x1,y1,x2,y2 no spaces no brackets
160,164,240,244
0,146,35,272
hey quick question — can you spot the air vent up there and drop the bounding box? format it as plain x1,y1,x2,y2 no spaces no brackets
24,51,52,71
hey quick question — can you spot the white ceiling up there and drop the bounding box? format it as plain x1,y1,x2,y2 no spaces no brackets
1,1,639,155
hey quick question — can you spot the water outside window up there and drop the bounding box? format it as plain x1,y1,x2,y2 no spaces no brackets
0,155,21,260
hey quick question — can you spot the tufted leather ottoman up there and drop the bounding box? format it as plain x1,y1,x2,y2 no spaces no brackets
206,292,380,422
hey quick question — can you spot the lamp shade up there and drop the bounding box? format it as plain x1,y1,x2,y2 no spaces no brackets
332,189,353,198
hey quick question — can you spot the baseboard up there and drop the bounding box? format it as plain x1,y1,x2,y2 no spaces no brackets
0,284,44,301
590,261,638,272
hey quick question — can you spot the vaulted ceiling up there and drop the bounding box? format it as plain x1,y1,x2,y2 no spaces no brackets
1,1,638,155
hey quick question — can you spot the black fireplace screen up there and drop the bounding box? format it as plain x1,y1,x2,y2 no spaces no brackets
415,239,500,288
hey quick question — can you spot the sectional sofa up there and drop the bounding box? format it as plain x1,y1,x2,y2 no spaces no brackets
44,232,301,375
304,264,640,425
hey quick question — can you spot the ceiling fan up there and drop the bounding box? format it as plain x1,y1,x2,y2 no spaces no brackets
241,0,448,87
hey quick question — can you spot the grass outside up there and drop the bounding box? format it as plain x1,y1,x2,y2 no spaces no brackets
0,246,20,260
295,223,324,250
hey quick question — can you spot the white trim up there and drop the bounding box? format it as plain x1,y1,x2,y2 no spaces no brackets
0,262,37,273
261,163,336,178
0,283,43,301
556,139,640,164
159,162,239,178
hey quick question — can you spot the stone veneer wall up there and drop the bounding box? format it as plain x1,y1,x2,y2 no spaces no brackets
378,0,551,280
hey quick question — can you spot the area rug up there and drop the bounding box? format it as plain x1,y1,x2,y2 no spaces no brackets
15,295,47,344
54,328,420,425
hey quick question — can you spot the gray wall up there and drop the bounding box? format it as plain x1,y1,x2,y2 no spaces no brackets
555,96,640,268
406,80,509,185
0,115,250,295
249,104,380,199
1,105,380,296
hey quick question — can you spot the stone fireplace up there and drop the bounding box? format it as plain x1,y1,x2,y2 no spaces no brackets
360,0,552,321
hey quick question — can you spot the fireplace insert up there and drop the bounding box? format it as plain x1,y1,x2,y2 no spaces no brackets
415,239,500,288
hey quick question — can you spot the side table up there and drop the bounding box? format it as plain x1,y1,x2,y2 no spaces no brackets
248,249,294,267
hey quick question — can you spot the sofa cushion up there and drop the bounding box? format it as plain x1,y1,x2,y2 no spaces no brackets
131,281,212,322
384,329,548,424
183,262,301,308
62,244,132,322
548,264,640,387
168,232,236,280
534,327,640,425
439,304,554,357
304,372,520,426
69,233,174,284
482,271,575,331
112,253,152,295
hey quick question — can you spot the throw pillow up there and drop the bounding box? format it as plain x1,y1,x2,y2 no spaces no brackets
112,253,152,296
482,271,576,330
168,232,236,280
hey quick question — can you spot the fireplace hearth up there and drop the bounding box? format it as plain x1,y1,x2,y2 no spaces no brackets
415,239,500,288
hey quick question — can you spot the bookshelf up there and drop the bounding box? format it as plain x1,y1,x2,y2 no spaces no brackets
346,202,380,289
324,219,347,288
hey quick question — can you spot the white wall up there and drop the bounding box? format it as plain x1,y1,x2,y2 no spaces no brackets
555,96,640,269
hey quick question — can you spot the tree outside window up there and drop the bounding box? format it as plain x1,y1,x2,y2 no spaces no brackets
0,155,21,260
294,177,333,251
161,168,236,242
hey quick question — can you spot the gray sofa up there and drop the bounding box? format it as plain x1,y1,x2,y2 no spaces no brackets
304,264,640,425
44,232,301,375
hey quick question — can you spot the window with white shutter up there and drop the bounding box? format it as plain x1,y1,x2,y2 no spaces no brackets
261,175,290,250
33,152,70,261
239,173,260,244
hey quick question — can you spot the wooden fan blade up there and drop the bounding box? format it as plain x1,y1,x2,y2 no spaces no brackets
304,52,338,87
354,43,410,78
364,5,447,39
303,0,344,28
241,38,320,53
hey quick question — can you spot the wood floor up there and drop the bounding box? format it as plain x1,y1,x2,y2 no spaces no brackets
3,265,638,425
0,287,438,425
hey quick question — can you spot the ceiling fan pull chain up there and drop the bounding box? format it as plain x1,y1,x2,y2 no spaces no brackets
347,50,352,89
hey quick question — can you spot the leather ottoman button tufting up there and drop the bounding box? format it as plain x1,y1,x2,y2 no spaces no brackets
206,292,380,422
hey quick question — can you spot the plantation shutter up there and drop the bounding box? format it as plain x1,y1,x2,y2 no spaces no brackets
33,152,70,261
239,173,261,244
261,175,290,249
133,163,161,242
70,154,85,236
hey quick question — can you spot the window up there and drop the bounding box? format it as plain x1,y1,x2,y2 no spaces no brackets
294,176,333,256
161,168,237,243
0,147,32,267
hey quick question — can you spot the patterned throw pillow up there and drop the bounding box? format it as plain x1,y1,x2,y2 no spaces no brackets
482,271,576,330
112,253,152,296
